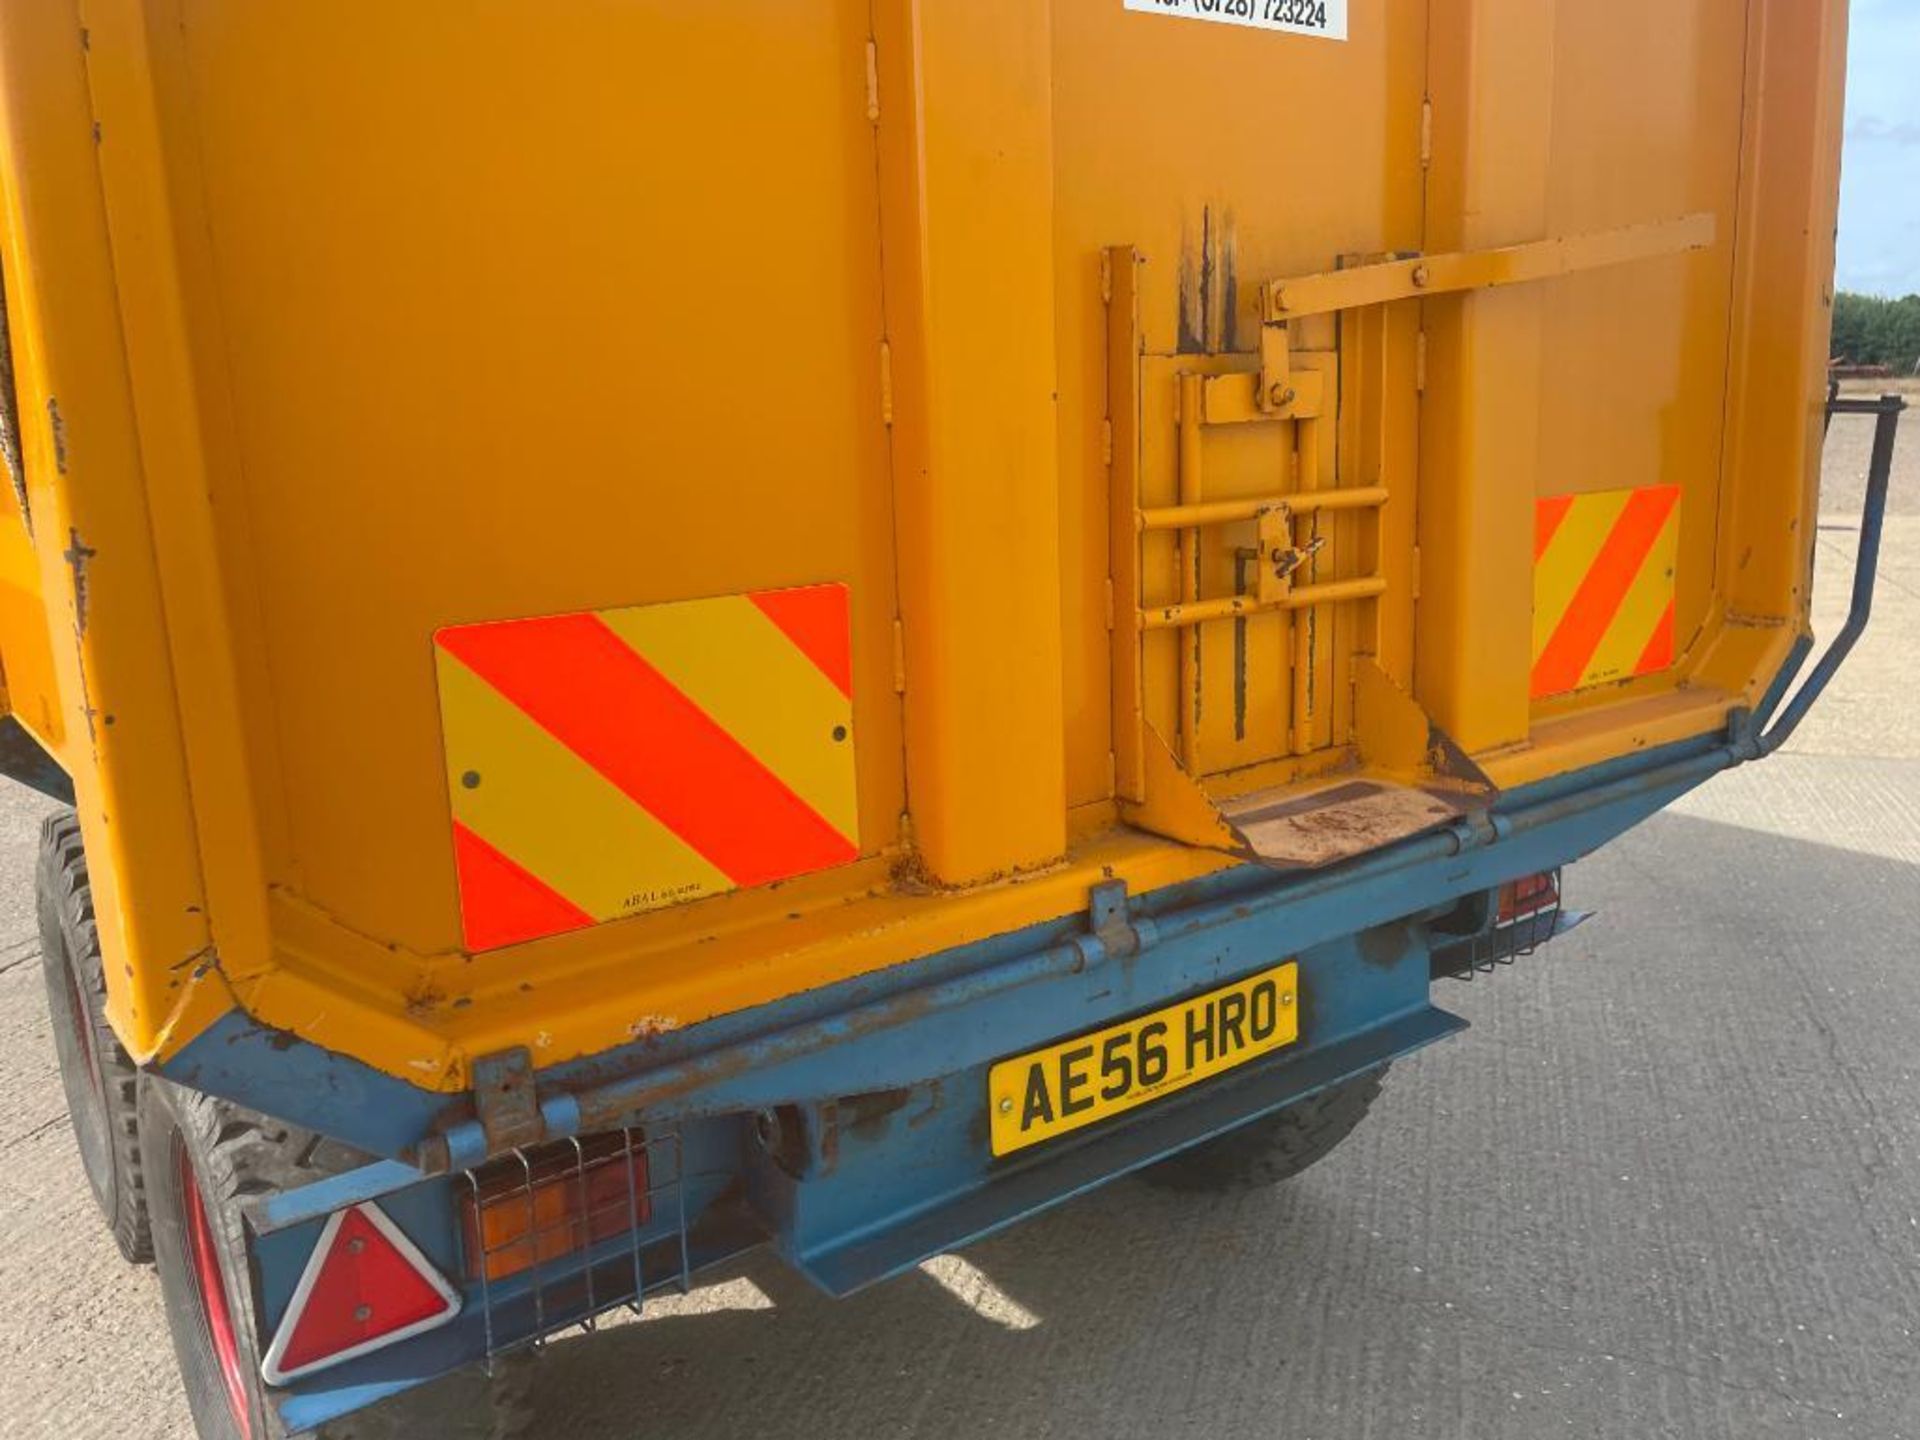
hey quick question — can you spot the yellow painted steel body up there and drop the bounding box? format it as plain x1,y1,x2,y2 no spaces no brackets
0,0,1848,1092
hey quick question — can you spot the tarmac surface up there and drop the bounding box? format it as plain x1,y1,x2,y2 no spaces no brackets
1,391,1916,1438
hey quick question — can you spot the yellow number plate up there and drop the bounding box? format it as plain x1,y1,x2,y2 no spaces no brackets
988,963,1299,1157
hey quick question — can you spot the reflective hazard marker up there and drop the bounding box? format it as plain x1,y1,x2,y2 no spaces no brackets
434,585,860,951
260,1203,461,1385
1532,486,1680,699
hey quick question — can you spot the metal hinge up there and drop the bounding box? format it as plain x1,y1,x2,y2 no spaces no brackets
1410,545,1423,602
879,341,894,426
1420,99,1433,168
865,40,881,124
472,1048,545,1155
1101,417,1114,467
1415,329,1428,392
891,617,907,693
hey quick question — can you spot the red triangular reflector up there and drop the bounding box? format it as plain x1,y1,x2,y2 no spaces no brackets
263,1204,461,1384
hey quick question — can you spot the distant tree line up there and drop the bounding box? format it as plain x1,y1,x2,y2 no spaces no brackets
1831,291,1920,374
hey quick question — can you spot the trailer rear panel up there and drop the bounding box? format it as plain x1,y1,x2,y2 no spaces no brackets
0,0,1847,1104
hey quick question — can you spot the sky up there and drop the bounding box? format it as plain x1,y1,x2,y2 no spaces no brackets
1839,0,1920,297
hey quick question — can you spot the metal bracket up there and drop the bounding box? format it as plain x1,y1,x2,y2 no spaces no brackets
1265,529,1326,596
1087,879,1141,960
472,1048,546,1155
1743,390,1906,759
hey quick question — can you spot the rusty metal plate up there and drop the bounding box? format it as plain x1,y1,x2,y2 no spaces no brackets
1217,778,1465,870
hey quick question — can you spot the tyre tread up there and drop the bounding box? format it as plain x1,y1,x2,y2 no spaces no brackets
1142,1067,1388,1194
38,809,152,1263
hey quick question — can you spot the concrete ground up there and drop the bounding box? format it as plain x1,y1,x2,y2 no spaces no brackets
2,393,1917,1439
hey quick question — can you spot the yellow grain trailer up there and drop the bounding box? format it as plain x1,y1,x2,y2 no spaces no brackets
0,1,1898,1434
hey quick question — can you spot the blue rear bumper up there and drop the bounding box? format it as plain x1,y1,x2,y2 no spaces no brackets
179,720,1748,1434
150,388,1907,1434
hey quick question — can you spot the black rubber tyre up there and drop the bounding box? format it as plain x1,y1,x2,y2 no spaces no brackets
1142,1066,1389,1194
142,1078,531,1440
37,810,151,1263
144,1077,320,1440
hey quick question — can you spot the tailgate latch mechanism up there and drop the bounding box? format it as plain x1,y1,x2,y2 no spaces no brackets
1255,213,1716,408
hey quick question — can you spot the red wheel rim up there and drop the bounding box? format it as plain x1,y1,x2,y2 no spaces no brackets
59,960,113,1192
62,963,107,1113
178,1140,253,1439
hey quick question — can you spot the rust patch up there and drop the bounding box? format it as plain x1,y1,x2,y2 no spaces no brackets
572,985,942,1133
1221,212,1240,352
62,528,96,635
1178,229,1203,354
1220,780,1464,871
1425,722,1496,792
168,943,217,974
1228,780,1382,829
0,287,29,536
908,1079,944,1130
840,1087,913,1143
889,849,941,896
1177,205,1241,354
1199,205,1215,352
46,397,68,474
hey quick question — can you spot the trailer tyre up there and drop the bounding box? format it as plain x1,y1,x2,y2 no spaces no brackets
37,810,151,1263
1142,1067,1388,1194
143,1078,323,1440
142,1079,532,1440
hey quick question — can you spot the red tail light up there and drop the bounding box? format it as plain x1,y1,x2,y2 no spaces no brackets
1497,870,1560,923
260,1203,461,1385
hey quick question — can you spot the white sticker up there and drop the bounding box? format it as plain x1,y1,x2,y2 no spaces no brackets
1122,0,1348,42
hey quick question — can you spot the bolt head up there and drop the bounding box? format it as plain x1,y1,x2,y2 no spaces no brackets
1411,264,1431,288
998,1097,1014,1115
1280,990,1296,1008
346,1236,366,1256
353,1304,373,1323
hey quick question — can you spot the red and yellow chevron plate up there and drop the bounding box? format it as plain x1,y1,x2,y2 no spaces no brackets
434,585,859,951
1532,485,1681,700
